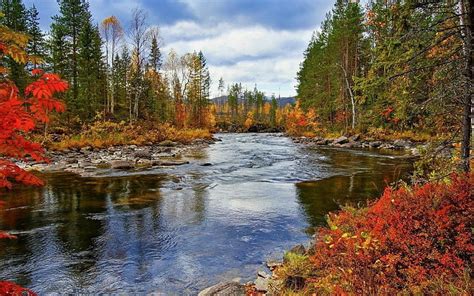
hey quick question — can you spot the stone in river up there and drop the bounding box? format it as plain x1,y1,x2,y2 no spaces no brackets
110,160,134,169
156,160,189,166
333,136,349,144
133,149,152,159
198,281,246,296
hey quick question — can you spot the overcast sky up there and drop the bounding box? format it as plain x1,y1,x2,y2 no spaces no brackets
24,0,336,97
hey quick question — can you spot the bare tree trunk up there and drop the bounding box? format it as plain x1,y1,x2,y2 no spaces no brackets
340,64,356,130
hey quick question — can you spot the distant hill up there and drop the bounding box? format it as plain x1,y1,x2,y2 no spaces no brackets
210,95,296,108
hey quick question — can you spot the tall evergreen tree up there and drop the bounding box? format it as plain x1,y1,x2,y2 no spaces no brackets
149,34,162,72
26,4,46,69
50,0,88,114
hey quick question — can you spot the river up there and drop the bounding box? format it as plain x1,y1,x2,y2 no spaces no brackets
0,133,412,294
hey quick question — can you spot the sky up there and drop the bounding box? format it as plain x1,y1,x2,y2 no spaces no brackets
23,0,336,98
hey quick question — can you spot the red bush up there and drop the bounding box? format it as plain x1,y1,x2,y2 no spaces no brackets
0,281,36,296
309,173,473,294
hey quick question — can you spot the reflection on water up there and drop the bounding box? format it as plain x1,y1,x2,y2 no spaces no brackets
0,133,412,294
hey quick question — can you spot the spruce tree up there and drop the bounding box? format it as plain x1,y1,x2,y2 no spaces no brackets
50,0,88,115
149,34,162,72
26,4,46,69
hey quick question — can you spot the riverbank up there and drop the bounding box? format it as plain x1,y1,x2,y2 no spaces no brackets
292,134,426,155
18,138,217,177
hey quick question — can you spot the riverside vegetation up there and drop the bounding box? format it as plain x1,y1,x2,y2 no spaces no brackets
0,0,473,295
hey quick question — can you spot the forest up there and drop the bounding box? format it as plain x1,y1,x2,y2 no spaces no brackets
0,0,473,295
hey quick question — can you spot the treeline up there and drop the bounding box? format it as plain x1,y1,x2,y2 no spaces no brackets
214,82,284,129
297,0,472,170
0,0,213,128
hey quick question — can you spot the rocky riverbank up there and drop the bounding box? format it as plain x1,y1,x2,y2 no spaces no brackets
17,138,218,177
198,243,311,295
292,134,427,155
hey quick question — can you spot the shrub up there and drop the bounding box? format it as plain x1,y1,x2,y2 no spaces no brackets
307,173,473,294
273,174,473,295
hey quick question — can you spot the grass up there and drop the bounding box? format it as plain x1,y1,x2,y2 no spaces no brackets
41,121,213,151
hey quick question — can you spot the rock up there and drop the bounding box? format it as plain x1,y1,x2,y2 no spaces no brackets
198,282,246,296
136,159,152,168
266,260,283,271
96,162,111,169
380,143,395,149
254,271,270,292
369,141,382,148
333,136,349,144
81,146,92,152
201,162,212,166
254,277,269,292
110,160,134,169
153,160,189,166
159,140,178,147
289,244,306,255
341,141,360,148
66,158,78,164
393,139,412,148
316,138,329,145
349,134,360,141
134,149,152,159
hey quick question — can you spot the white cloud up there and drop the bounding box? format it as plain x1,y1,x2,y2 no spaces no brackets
161,21,313,97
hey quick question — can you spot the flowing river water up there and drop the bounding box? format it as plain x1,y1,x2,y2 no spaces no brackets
0,133,412,294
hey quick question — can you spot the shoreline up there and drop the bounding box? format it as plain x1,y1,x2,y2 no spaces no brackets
17,138,218,178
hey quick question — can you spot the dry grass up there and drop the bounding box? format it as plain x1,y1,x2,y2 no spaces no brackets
45,121,212,151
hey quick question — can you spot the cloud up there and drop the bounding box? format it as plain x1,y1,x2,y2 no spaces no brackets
24,0,328,97
178,0,332,30
161,21,313,96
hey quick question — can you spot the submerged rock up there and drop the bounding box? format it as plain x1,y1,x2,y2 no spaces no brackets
198,281,246,296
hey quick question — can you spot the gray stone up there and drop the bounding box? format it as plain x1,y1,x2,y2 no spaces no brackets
110,160,134,169
134,149,152,159
369,141,382,148
349,134,360,141
289,244,306,255
333,136,349,144
155,160,189,166
201,162,213,166
254,278,269,292
266,260,283,271
393,139,412,148
316,138,329,145
198,282,245,296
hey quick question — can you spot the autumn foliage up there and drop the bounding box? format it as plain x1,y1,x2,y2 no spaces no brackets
303,173,473,294
0,17,67,231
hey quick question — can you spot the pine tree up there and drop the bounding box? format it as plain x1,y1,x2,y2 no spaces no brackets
77,12,106,119
149,34,162,72
26,4,46,69
50,0,88,114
